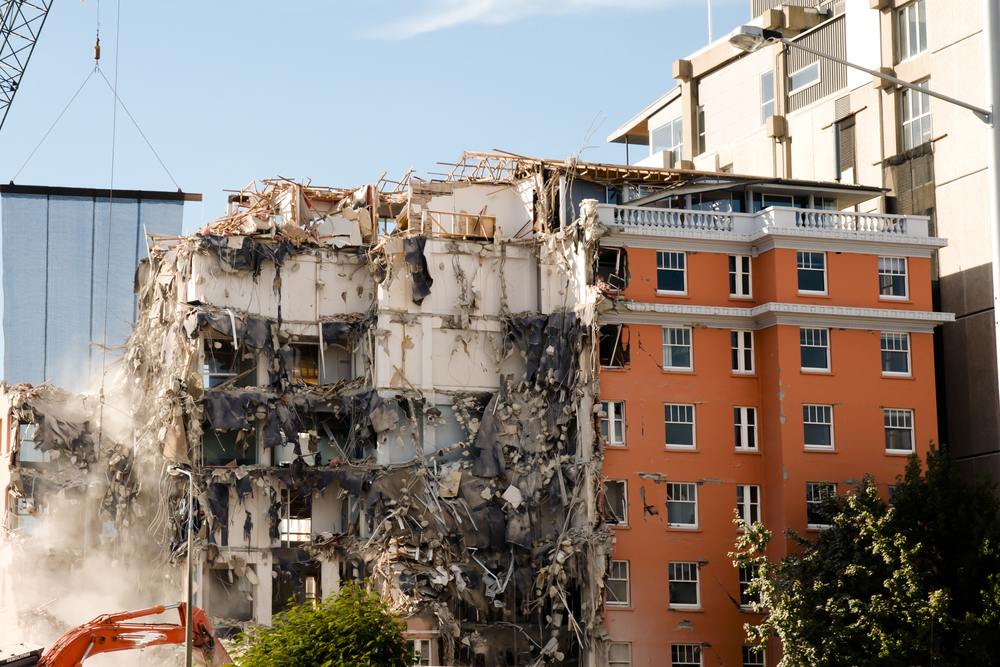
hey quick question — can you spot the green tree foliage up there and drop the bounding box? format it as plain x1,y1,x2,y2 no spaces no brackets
234,581,410,667
732,445,1000,666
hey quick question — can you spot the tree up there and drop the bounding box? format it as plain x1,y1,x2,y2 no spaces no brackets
732,445,1000,667
234,581,410,667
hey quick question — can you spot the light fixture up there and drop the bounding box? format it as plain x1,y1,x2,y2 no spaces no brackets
728,25,783,53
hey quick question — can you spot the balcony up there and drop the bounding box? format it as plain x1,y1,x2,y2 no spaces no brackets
595,205,932,238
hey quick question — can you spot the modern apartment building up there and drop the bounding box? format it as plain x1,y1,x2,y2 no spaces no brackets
593,177,950,667
608,0,995,480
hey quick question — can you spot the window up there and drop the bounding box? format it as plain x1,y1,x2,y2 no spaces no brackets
730,255,752,298
739,565,760,607
280,487,312,545
760,70,775,124
602,401,626,446
881,332,911,375
668,563,700,609
665,404,696,448
696,105,706,156
901,80,932,150
732,331,754,374
408,640,432,667
595,247,629,290
208,566,255,623
609,643,632,667
607,560,630,607
803,405,834,449
806,482,836,528
203,338,256,389
18,423,48,463
667,482,698,527
662,327,693,370
599,324,630,368
203,424,258,467
743,645,766,667
651,116,683,162
788,62,820,94
604,480,628,526
885,409,914,452
800,328,830,372
879,257,908,298
797,251,826,293
657,251,687,293
734,407,758,451
672,644,702,667
897,0,927,61
737,485,761,524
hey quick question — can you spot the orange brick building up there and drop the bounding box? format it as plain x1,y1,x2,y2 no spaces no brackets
592,179,951,667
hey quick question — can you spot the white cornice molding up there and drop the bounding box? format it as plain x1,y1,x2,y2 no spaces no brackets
601,301,954,333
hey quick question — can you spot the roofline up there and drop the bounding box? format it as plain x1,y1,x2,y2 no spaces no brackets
0,184,203,202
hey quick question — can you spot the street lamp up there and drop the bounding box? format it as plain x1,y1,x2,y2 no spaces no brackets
729,7,1000,410
168,464,195,667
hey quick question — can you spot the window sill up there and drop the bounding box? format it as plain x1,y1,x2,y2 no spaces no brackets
885,449,915,456
731,372,758,378
668,606,703,613
662,368,696,374
728,296,755,303
800,369,832,375
605,445,630,451
804,447,837,453
807,525,832,532
734,448,761,455
665,446,698,452
666,526,701,532
600,366,631,373
797,292,830,298
879,296,911,303
610,525,632,531
606,606,634,612
656,292,690,298
882,373,914,380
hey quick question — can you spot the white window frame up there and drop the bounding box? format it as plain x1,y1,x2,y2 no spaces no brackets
656,251,688,295
897,0,927,62
885,408,915,453
609,643,632,667
672,644,703,667
737,484,761,525
666,482,698,528
788,61,821,95
760,69,775,125
803,404,834,450
881,332,911,376
806,482,836,529
743,645,766,667
739,565,760,609
662,326,693,371
606,560,631,607
732,330,755,374
800,328,831,372
797,251,827,294
901,79,932,151
734,407,758,451
651,116,684,162
410,639,432,667
601,401,626,446
604,480,628,526
878,256,908,300
730,255,753,298
665,404,696,449
668,563,701,610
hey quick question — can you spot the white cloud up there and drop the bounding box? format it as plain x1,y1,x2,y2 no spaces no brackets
377,0,680,39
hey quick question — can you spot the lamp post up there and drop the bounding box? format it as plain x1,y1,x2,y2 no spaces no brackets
730,11,1000,409
168,465,195,667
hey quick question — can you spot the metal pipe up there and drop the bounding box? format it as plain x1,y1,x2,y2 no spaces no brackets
185,470,193,667
986,0,1000,411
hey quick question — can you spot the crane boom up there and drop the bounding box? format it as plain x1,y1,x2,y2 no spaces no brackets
0,0,54,135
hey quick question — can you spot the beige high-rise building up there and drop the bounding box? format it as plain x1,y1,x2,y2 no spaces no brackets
609,0,997,481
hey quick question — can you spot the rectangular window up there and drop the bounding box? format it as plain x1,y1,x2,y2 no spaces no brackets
599,324,630,368
665,404,696,448
668,564,700,609
730,255,752,298
885,409,914,452
203,338,256,389
737,484,761,524
662,327,693,370
18,423,49,463
280,487,312,546
667,482,698,527
879,256,908,299
800,328,830,372
409,640,431,667
609,643,632,667
761,70,775,124
604,480,628,526
803,405,834,449
651,116,684,162
732,330,755,374
788,62,820,94
607,560,631,607
806,482,836,528
657,251,687,293
734,407,758,451
881,332,911,375
901,79,932,150
743,645,766,667
797,251,826,293
602,401,626,446
739,565,760,607
595,247,630,290
696,105,706,156
897,0,927,62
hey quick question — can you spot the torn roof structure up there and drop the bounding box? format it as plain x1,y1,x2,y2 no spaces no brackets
0,153,904,665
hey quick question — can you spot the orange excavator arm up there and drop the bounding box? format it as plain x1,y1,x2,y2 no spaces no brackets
36,603,233,667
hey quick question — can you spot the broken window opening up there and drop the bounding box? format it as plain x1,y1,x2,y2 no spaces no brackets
280,487,312,546
407,639,432,667
272,560,321,615
17,423,49,464
282,339,352,386
203,338,257,389
202,423,258,467
207,565,254,625
603,480,628,526
594,247,630,290
599,324,630,369
339,494,367,536
11,493,44,535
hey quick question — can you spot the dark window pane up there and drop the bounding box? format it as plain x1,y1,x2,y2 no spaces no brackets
667,502,696,525
798,268,825,292
804,423,832,447
882,350,908,373
668,346,691,369
666,423,694,446
886,428,912,451
658,269,685,292
669,581,698,606
801,346,828,370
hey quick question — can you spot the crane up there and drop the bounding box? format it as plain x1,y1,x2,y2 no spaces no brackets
0,0,54,135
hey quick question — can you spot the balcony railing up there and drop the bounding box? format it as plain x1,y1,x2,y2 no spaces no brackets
596,204,929,238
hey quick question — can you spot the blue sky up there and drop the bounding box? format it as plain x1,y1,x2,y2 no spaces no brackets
0,0,750,232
